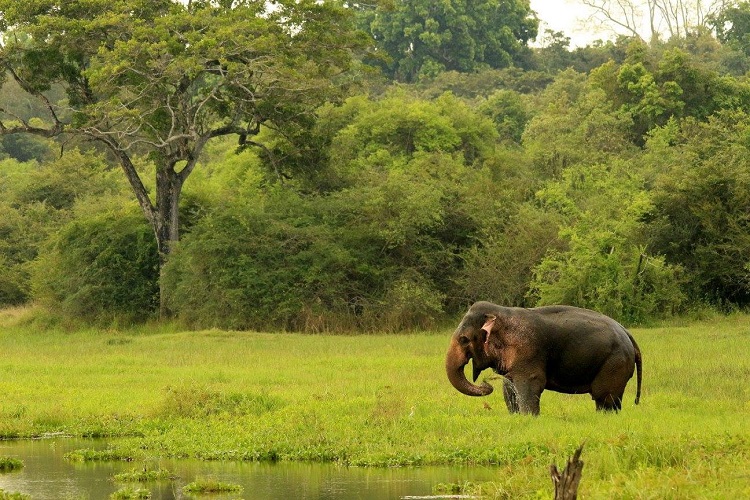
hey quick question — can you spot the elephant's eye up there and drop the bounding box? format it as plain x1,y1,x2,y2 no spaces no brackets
458,336,470,346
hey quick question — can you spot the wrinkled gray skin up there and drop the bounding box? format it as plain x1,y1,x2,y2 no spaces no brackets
446,301,642,415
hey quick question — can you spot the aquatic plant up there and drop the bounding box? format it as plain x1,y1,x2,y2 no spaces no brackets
0,488,30,500
64,448,135,463
182,477,242,494
109,486,151,499
0,457,23,472
113,466,175,482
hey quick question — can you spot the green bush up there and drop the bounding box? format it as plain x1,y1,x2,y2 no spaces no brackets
530,236,685,324
182,477,242,495
644,112,750,309
458,205,564,307
377,274,446,331
0,489,31,500
30,205,159,324
164,162,481,331
0,255,27,306
165,134,492,331
528,161,685,324
163,197,357,331
0,151,129,308
109,486,151,500
155,385,283,418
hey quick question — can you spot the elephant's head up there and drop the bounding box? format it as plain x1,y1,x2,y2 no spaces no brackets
445,302,499,397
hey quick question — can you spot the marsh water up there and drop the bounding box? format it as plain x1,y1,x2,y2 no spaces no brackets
0,438,497,499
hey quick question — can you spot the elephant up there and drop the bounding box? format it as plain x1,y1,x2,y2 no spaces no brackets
446,301,642,415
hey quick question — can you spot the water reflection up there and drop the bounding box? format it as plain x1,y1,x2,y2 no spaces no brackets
0,439,497,499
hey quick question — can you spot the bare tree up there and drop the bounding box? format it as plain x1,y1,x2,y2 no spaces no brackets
578,0,736,43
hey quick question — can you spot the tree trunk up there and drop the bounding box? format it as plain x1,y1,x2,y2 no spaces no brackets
106,140,200,321
550,444,585,500
154,163,184,319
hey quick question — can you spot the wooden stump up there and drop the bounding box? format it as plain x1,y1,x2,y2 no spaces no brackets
550,444,585,500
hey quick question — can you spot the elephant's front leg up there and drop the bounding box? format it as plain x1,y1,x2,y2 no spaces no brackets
502,377,520,413
508,374,545,416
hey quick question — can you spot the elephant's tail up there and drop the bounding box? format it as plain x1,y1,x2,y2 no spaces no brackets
628,332,642,405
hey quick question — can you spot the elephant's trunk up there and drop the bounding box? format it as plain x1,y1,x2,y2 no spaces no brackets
445,337,493,397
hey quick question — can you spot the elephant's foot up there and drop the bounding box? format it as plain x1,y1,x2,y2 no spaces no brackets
594,393,623,412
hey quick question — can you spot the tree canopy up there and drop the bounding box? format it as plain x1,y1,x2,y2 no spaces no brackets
357,0,538,82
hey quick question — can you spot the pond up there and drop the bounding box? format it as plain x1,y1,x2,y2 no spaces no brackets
0,438,498,499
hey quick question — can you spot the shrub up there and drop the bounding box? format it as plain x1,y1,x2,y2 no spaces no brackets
165,171,474,331
458,205,563,307
155,386,283,419
0,490,30,500
163,200,355,331
644,112,750,309
530,237,685,324
30,205,159,324
528,161,685,324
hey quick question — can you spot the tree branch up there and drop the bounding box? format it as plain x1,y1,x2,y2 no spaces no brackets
0,67,65,137
91,133,158,228
580,0,645,40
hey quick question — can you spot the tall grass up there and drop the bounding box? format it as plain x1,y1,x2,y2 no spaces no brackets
1,309,749,497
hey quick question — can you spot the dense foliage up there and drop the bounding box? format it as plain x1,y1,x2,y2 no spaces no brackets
3,1,750,329
357,0,539,81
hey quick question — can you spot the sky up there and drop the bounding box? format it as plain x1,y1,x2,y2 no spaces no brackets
529,0,610,48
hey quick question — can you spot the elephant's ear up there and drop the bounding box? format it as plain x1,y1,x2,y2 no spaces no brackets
481,315,496,337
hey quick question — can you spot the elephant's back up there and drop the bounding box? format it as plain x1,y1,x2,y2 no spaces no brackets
531,306,636,362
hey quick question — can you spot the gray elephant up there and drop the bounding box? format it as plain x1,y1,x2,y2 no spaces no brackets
446,301,642,415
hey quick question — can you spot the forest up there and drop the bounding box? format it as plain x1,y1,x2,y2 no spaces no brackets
1,0,750,331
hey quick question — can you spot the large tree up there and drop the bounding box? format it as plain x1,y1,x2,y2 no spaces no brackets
712,1,750,55
358,0,538,82
0,0,365,315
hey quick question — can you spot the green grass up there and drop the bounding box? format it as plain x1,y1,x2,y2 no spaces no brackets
182,477,242,494
112,467,175,482
0,490,30,500
0,458,23,472
109,486,151,500
1,308,750,498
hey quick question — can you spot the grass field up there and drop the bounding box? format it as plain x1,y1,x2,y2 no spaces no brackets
1,307,749,498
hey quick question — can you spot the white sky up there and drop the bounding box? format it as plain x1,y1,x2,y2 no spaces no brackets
530,0,611,48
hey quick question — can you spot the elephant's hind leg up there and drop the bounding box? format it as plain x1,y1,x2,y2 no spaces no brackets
591,356,630,412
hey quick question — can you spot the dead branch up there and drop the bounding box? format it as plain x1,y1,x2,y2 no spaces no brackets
550,443,585,500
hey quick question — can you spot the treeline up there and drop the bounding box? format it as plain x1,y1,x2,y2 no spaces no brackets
2,4,750,330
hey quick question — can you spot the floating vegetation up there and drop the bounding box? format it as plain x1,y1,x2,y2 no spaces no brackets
433,481,481,496
109,486,151,499
0,490,31,500
182,477,243,494
0,457,23,472
64,448,134,463
113,466,176,482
